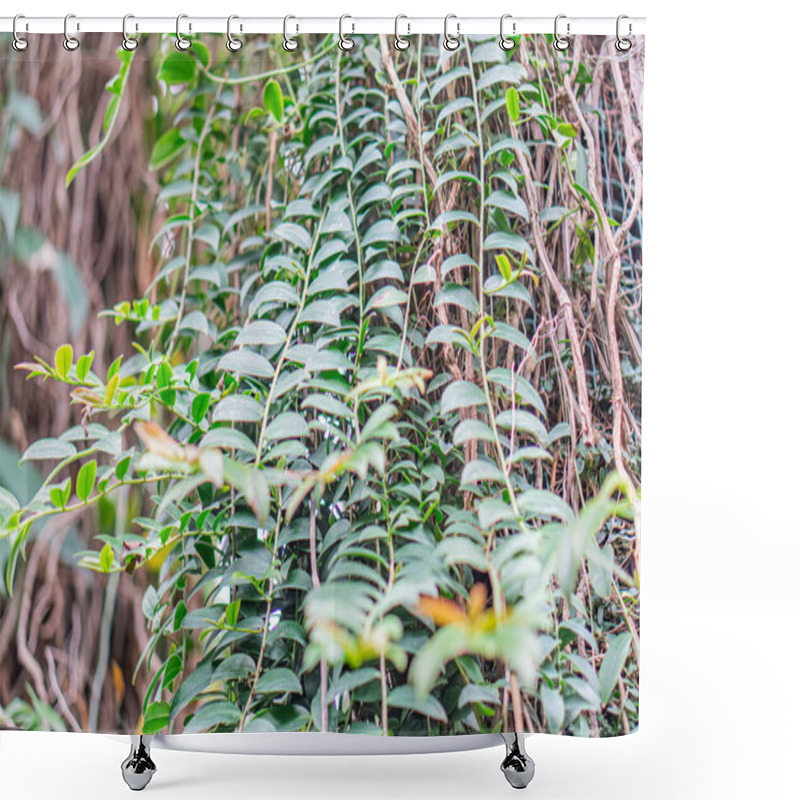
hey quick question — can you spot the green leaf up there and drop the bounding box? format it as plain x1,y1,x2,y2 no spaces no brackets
219,350,275,379
433,285,479,315
49,478,71,509
298,300,341,327
477,63,525,90
212,395,263,423
505,86,520,124
150,128,187,171
173,600,187,631
458,684,500,708
517,488,574,522
115,455,132,481
158,51,196,85
191,393,212,424
170,662,214,724
225,598,241,628
541,685,565,732
22,439,77,461
75,460,97,502
255,668,303,696
453,418,494,444
599,633,632,704
263,80,284,122
460,459,506,487
495,253,513,281
235,321,287,347
440,380,486,413
99,543,114,573
484,232,535,263
75,352,94,382
387,686,448,723
213,654,256,682
54,344,73,380
200,428,257,456
183,701,242,733
496,409,548,443
142,701,171,735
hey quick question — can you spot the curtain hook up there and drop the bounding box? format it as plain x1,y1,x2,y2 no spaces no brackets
282,16,299,51
394,15,410,51
63,13,80,51
175,14,191,50
499,14,516,51
122,14,139,51
443,14,460,51
12,14,29,52
227,15,243,51
553,14,570,52
616,14,632,52
339,15,355,51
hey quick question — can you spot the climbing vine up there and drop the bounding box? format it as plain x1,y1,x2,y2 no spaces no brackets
0,31,642,737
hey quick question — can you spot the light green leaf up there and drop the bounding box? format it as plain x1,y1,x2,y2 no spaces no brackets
75,460,97,502
263,80,284,122
55,344,73,380
505,86,520,123
150,128,186,171
99,543,114,573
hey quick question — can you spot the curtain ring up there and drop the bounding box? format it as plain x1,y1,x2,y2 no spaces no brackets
63,13,80,51
616,15,632,52
227,15,243,51
394,15,410,51
122,14,139,51
499,14,515,51
282,16,299,51
175,14,191,50
443,14,460,51
339,15,355,51
12,15,28,52
553,14,570,52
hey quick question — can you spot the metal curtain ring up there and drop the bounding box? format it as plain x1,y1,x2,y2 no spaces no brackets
394,14,410,51
338,15,355,51
283,15,299,51
443,14,460,51
122,14,139,51
63,13,80,51
553,14,570,52
499,14,515,51
12,15,29,52
175,14,191,50
227,15,243,51
616,14,632,51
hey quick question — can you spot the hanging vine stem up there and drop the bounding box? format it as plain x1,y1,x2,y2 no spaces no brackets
563,58,641,576
201,40,337,85
465,44,523,524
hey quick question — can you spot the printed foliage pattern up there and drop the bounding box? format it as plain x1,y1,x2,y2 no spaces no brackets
0,32,642,736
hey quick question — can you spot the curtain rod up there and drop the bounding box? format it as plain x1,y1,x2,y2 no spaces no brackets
0,16,646,37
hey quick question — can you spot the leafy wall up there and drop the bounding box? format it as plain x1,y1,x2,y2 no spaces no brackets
0,31,642,737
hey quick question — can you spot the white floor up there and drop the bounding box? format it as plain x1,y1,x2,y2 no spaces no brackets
1,597,795,799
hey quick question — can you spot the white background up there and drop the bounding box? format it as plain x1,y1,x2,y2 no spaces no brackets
2,0,798,798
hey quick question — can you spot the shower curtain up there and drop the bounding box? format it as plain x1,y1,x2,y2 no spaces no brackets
0,29,643,738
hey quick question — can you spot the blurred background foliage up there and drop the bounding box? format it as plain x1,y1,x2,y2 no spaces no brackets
0,30,642,737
